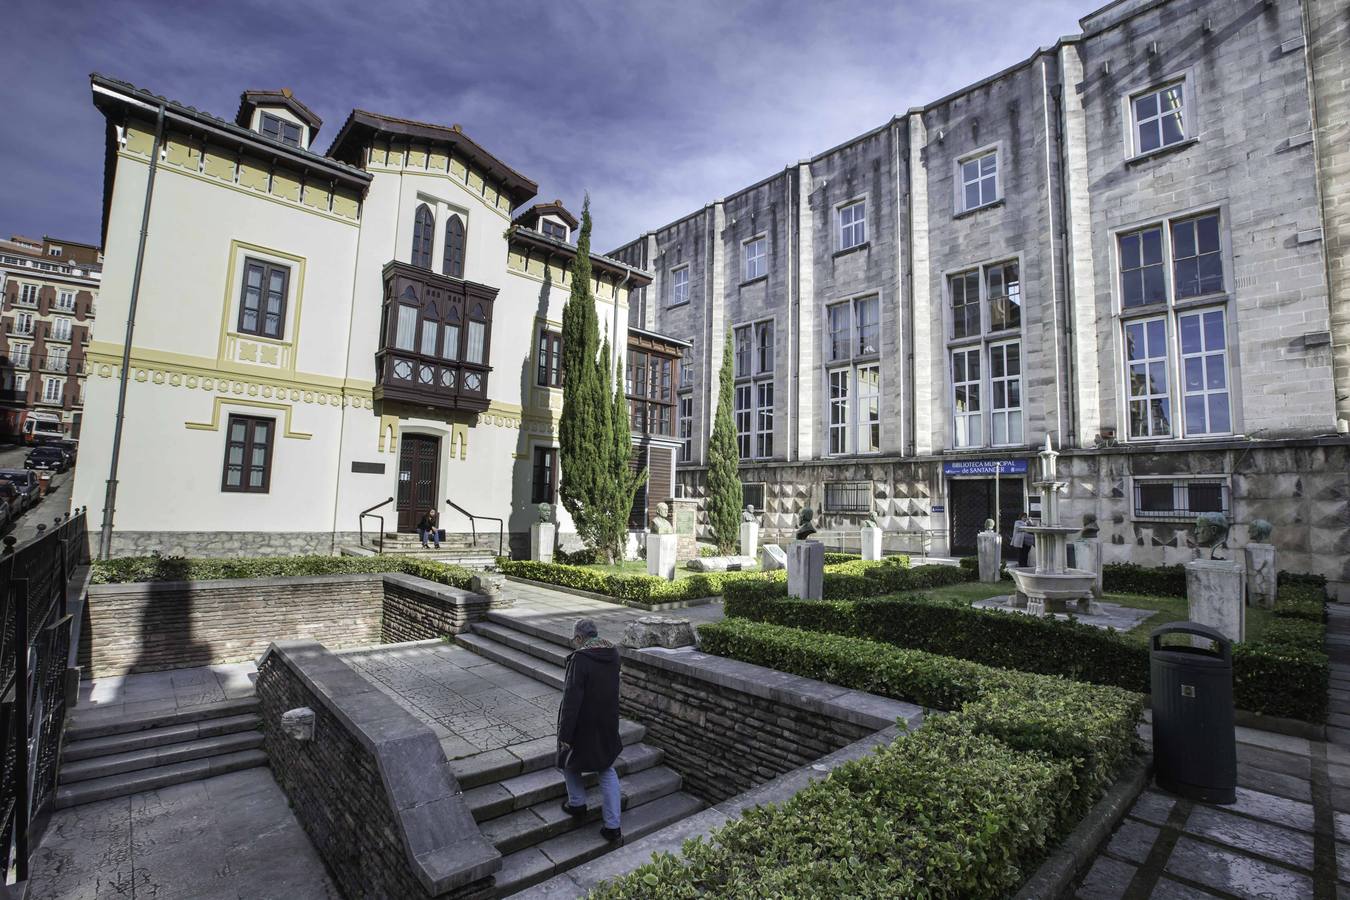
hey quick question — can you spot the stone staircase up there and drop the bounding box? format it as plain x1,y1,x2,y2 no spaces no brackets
452,620,704,895
56,697,267,808
341,531,502,568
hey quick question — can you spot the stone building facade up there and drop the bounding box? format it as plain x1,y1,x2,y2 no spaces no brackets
0,234,101,440
611,0,1350,590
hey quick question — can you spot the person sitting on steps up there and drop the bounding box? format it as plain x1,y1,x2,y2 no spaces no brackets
416,508,440,549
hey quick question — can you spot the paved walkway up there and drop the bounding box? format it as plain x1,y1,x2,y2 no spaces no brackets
495,580,724,642
27,769,337,900
71,662,257,731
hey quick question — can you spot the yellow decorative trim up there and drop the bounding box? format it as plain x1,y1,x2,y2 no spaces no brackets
185,397,312,439
216,240,308,376
450,422,469,460
365,161,512,223
87,342,374,396
379,413,399,453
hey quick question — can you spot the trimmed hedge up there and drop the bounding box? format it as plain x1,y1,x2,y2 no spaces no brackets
822,551,861,565
1103,562,1187,598
723,578,1330,723
496,559,739,604
593,620,1142,899
91,554,476,589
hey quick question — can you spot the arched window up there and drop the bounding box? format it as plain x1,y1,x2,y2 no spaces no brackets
443,214,466,278
412,203,435,269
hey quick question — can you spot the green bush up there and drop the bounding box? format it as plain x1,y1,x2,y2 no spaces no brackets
91,554,475,588
1273,583,1327,623
593,620,1143,899
496,559,746,604
1278,570,1327,588
1103,562,1187,598
554,546,599,565
822,551,861,565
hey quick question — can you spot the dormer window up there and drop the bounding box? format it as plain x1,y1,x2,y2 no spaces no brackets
261,112,302,148
541,220,568,241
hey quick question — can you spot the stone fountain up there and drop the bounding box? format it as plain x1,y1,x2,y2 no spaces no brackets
1007,435,1097,615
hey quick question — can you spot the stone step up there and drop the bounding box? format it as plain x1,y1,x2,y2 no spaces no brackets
62,713,261,762
66,697,260,742
54,749,267,809
453,633,565,690
448,721,647,791
493,791,705,896
466,743,666,822
470,622,571,668
481,766,684,855
485,612,576,651
59,730,263,784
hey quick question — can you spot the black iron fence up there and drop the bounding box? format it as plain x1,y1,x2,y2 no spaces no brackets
2,508,88,886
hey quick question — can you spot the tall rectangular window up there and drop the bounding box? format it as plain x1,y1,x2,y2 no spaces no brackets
394,305,418,351
952,348,982,448
671,267,690,306
837,200,866,251
42,377,62,403
1132,82,1186,155
18,284,38,305
989,341,1022,446
238,258,289,339
49,316,70,342
221,415,274,493
755,320,774,374
1171,214,1223,299
828,302,851,362
1119,227,1166,308
986,261,1021,332
828,369,850,455
466,320,486,365
46,346,68,372
679,349,694,388
755,382,774,458
678,395,693,462
531,446,558,503
734,325,752,378
14,313,33,335
56,290,75,311
960,151,998,211
1179,309,1230,435
537,329,562,387
950,271,981,339
10,343,30,368
743,236,766,280
1125,317,1171,438
855,364,880,454
855,297,879,356
734,384,752,459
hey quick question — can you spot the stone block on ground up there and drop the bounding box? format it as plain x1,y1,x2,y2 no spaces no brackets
621,616,698,650
1072,536,1104,598
759,544,786,571
861,526,883,561
686,555,757,573
647,534,678,581
787,541,824,601
1186,558,1246,643
1245,543,1276,609
976,531,1002,583
529,522,556,564
739,522,759,559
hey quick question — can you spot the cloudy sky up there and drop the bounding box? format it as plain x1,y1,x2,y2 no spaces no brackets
2,0,1090,254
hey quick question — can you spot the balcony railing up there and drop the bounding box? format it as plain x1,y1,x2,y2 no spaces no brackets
374,261,497,413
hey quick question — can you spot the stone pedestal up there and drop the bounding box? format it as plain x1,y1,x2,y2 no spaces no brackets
976,531,1002,583
861,526,883,561
760,543,787,571
529,522,556,564
740,522,759,559
1245,543,1277,609
646,533,678,581
668,498,700,562
1072,537,1103,598
621,616,698,649
787,541,825,600
1186,559,1246,643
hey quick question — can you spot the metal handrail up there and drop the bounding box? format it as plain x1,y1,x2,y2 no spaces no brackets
359,497,393,554
445,498,504,558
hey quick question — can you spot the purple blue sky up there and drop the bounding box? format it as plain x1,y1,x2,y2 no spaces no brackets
2,0,1092,253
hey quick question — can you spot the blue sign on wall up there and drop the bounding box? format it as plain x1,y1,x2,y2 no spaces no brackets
941,458,1029,477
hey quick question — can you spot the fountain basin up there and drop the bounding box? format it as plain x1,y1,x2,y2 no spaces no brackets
1008,566,1098,601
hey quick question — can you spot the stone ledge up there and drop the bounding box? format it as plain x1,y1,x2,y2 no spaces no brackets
515,725,905,898
504,575,716,611
381,572,489,607
628,646,925,732
87,571,387,596
258,639,500,894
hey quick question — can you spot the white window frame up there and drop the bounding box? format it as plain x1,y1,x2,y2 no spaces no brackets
1123,315,1173,440
47,246,62,257
670,266,690,307
743,235,767,281
42,377,62,404
733,324,753,379
46,346,68,372
836,199,867,251
10,342,31,368
951,347,982,449
828,368,850,455
855,363,880,454
754,319,774,375
14,312,34,335
1177,307,1232,437
956,147,999,213
1124,74,1194,160
56,290,76,311
50,317,72,342
988,340,1023,447
755,382,774,459
734,384,753,460
14,373,27,395
677,394,693,463
18,284,38,306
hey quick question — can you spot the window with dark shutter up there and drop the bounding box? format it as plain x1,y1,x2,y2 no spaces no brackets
237,258,289,339
537,329,562,388
531,446,557,503
221,415,275,493
443,214,466,278
412,204,435,269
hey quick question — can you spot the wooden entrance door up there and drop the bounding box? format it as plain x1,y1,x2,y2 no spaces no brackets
397,435,440,531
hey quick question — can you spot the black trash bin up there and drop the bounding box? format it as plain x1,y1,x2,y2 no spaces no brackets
1150,621,1236,804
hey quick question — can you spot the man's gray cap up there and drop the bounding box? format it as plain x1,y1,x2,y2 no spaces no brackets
574,618,598,639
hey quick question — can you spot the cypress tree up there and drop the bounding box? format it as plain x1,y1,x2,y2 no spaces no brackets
558,198,604,550
705,331,743,552
603,343,647,564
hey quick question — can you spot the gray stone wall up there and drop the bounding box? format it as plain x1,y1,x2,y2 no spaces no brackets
80,574,384,676
104,531,364,558
257,642,497,899
382,573,491,643
619,656,876,804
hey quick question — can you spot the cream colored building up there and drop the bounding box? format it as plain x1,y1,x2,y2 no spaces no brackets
74,76,656,557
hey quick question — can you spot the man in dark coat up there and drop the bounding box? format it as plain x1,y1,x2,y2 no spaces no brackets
557,618,623,842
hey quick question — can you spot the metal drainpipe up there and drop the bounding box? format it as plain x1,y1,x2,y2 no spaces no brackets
99,103,165,560
1050,79,1078,446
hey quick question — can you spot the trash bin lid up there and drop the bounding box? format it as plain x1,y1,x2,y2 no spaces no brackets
1150,620,1231,663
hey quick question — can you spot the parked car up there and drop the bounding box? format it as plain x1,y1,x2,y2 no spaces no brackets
24,446,67,473
0,482,21,523
50,439,78,466
0,469,39,511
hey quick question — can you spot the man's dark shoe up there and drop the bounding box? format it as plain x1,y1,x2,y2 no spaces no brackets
560,801,587,819
600,826,623,843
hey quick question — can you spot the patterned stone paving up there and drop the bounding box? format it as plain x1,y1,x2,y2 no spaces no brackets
339,641,562,759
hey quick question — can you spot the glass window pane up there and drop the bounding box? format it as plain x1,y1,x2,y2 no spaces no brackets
466,321,486,364
1205,355,1226,390
1142,228,1163,265
443,324,459,360
981,154,996,176
1146,318,1166,353
1185,395,1206,432
1179,314,1202,353
395,305,418,350
1209,395,1231,433
420,321,439,356
1120,234,1140,270
965,183,980,211
1172,221,1196,259
1184,356,1204,390
1198,216,1221,253
1134,93,1158,120
1139,121,1161,153
1203,311,1225,349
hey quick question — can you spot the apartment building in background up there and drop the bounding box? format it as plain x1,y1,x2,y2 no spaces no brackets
611,0,1350,590
0,234,101,439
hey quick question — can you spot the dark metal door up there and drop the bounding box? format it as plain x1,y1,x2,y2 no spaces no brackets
397,435,439,531
948,478,1025,557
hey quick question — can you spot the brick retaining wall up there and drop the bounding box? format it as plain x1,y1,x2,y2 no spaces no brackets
257,641,497,898
617,647,918,804
81,573,490,677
